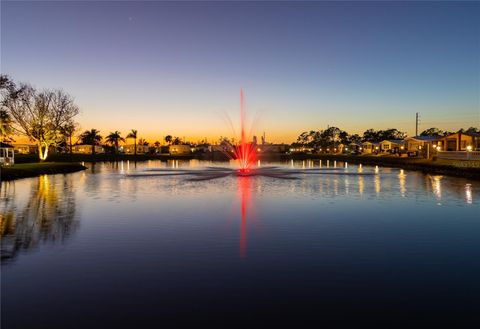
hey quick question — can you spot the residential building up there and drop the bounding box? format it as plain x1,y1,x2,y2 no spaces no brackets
404,136,439,157
122,144,149,154
379,140,405,153
169,145,191,155
0,142,14,166
257,144,289,154
13,144,37,154
72,145,105,154
361,141,379,154
436,132,480,151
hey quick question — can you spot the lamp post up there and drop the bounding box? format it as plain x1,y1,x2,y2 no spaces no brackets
467,145,472,160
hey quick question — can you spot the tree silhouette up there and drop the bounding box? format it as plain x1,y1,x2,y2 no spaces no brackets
80,129,102,155
127,129,138,156
105,131,125,154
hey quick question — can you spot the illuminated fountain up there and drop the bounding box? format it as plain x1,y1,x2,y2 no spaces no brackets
233,89,257,175
125,89,377,181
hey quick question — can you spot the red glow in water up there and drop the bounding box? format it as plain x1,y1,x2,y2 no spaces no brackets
238,176,252,258
234,89,257,171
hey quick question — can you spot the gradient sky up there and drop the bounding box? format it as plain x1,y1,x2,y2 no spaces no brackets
1,1,479,143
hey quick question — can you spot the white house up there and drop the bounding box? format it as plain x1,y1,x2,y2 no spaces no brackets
361,141,379,154
169,145,191,155
122,144,149,154
13,143,37,154
72,145,105,154
0,142,14,166
404,136,439,156
379,140,405,153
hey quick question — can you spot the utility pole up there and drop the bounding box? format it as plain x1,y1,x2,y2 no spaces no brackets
415,112,418,136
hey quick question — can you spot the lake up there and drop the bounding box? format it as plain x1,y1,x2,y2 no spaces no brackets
1,160,479,327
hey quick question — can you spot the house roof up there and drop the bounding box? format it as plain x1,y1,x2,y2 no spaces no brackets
380,139,405,144
409,136,439,141
13,143,37,147
0,142,14,148
442,132,480,138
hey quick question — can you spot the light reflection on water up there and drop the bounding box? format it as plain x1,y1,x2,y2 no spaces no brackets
1,160,479,327
1,161,477,261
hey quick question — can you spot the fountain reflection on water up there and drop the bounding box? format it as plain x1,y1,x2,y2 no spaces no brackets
124,90,377,181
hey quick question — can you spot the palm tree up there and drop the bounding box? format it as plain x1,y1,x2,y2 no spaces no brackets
138,138,149,146
127,129,138,156
105,131,125,154
80,129,102,155
165,135,172,145
61,122,77,155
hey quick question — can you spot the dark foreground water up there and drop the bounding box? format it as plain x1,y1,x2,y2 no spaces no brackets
1,160,479,328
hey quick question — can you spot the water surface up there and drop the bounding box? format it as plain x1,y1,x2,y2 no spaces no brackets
1,160,479,327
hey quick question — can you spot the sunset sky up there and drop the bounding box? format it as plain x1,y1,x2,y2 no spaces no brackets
2,1,479,144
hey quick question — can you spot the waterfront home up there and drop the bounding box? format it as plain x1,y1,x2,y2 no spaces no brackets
360,141,379,154
435,132,480,160
404,136,439,157
379,140,405,154
169,145,191,155
347,142,362,154
436,132,480,151
13,144,37,154
257,144,289,154
289,146,314,153
72,145,105,154
0,142,14,166
122,144,149,154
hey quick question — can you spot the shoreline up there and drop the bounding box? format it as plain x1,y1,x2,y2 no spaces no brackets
4,154,480,181
282,154,480,180
0,162,87,181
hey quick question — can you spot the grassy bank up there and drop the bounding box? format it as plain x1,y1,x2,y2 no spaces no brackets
0,162,87,181
284,154,480,180
14,153,195,164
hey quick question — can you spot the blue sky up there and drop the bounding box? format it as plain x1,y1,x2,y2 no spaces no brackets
1,1,479,142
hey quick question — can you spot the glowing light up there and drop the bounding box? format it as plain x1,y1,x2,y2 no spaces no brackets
233,89,257,172
467,145,472,151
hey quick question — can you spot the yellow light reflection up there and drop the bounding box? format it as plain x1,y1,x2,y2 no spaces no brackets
398,169,406,197
465,184,473,204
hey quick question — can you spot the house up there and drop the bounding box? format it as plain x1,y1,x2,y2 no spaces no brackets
289,146,314,153
121,144,149,154
257,144,289,154
404,136,439,157
13,144,37,154
347,143,362,154
379,140,405,154
0,142,14,166
72,144,105,154
169,145,191,155
361,141,379,154
436,132,480,151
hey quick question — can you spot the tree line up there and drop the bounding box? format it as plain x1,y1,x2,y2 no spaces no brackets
293,126,479,150
2,75,478,160
0,75,187,159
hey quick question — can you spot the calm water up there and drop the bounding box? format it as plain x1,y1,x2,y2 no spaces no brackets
1,160,479,327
